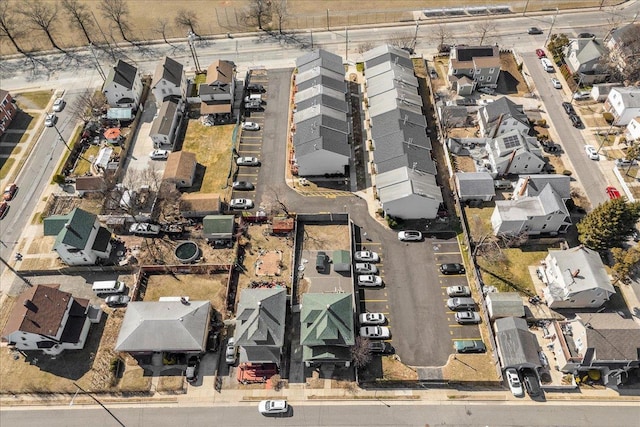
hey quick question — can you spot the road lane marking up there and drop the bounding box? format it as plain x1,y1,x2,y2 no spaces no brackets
451,337,483,341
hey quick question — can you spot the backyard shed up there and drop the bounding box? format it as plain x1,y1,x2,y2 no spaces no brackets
486,292,525,320
202,215,235,241
332,250,351,273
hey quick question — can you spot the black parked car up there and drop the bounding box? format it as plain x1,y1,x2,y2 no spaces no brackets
440,263,466,275
368,341,394,354
562,102,576,115
186,356,200,384
527,27,543,35
521,368,543,397
570,114,583,128
246,83,265,93
232,181,255,191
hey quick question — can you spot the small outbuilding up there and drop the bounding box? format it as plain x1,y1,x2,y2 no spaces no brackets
486,292,525,320
332,250,351,273
455,172,496,202
494,316,542,370
202,215,235,241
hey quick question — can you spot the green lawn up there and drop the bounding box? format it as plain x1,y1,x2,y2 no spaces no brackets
15,90,54,110
477,247,547,295
73,145,102,176
182,120,236,195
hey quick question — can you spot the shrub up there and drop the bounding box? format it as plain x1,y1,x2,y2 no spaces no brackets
562,170,572,176
536,119,547,127
386,216,398,229
603,112,614,124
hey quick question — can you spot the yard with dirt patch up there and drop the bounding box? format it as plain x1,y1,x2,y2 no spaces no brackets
142,273,228,314
182,121,236,196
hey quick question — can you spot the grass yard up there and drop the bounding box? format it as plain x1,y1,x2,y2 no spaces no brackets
14,90,54,111
73,145,102,176
477,247,548,295
143,273,227,314
301,225,351,251
442,353,500,383
182,121,236,195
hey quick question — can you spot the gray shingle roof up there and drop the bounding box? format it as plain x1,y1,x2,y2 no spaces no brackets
478,97,528,132
574,313,640,361
294,125,350,157
297,74,347,93
296,113,349,135
297,93,348,113
513,174,571,199
494,316,541,369
297,66,345,86
153,56,183,88
296,49,344,74
236,288,286,348
106,60,138,90
377,167,442,204
363,44,413,69
115,301,210,352
548,246,614,294
294,104,346,124
150,98,179,136
366,60,418,82
455,172,496,197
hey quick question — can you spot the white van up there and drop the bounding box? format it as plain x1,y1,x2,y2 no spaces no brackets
540,58,554,72
244,93,262,103
92,280,126,296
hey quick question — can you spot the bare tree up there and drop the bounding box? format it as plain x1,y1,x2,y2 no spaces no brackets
0,0,26,55
476,19,497,45
356,41,374,55
386,32,414,51
430,24,453,52
247,0,272,30
61,0,94,45
100,0,131,42
262,189,293,217
69,90,107,121
601,24,640,84
175,8,199,36
271,0,289,34
154,18,177,47
350,337,372,369
19,0,64,52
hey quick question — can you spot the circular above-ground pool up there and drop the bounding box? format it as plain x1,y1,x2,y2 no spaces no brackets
175,241,200,263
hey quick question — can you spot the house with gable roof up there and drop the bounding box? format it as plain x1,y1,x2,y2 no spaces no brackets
150,98,183,148
162,151,197,188
564,37,609,85
151,56,186,106
454,172,496,202
605,23,640,77
604,86,640,126
477,97,530,137
448,45,501,95
43,207,113,266
482,129,545,177
199,59,235,119
538,246,615,309
376,166,442,219
491,174,571,237
1,284,102,355
234,288,286,366
300,293,355,369
0,89,17,137
550,313,640,387
102,59,143,109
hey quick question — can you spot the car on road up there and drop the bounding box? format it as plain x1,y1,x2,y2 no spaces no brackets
368,341,394,354
521,368,542,397
241,121,260,131
551,78,562,89
360,326,390,339
584,145,599,160
446,285,471,297
52,97,66,112
359,312,386,325
185,356,199,384
0,201,8,219
225,337,237,365
505,368,525,397
149,149,169,160
440,263,465,275
258,400,288,415
535,48,546,58
357,275,383,287
236,156,260,166
454,311,481,324
397,230,423,241
246,83,265,93
3,183,17,201
129,223,161,236
569,114,583,128
606,186,621,199
527,27,543,35
354,263,378,274
562,102,576,115
105,294,131,308
454,339,486,353
232,181,255,191
354,250,379,262
44,113,58,127
229,198,254,209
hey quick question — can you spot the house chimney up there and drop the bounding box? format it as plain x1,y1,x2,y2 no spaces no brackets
519,176,530,197
572,269,580,278
23,299,38,312
64,222,82,239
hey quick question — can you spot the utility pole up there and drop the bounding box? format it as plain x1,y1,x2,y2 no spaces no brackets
310,28,313,48
412,20,420,52
88,43,106,82
345,27,348,61
543,8,559,47
72,383,126,427
326,9,330,31
523,0,531,16
187,31,201,74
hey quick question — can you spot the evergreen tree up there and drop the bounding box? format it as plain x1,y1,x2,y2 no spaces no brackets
577,199,640,250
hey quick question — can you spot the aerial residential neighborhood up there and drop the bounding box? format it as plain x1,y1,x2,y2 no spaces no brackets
1,1,640,426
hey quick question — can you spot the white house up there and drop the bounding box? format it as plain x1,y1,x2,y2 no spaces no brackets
484,130,545,177
539,246,615,309
1,284,102,355
151,56,186,106
626,117,640,142
199,59,235,119
448,45,501,95
605,23,640,76
477,97,530,138
102,59,143,109
377,166,443,219
604,86,640,126
563,38,609,85
43,208,113,266
150,98,183,148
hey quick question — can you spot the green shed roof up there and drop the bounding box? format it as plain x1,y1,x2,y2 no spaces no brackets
202,215,235,236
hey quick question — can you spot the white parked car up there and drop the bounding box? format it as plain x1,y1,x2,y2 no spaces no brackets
354,263,378,274
129,223,161,236
229,198,254,209
551,78,562,89
258,400,288,415
236,156,260,166
354,251,380,262
149,149,169,160
52,98,66,112
446,285,471,297
359,312,386,325
455,311,481,324
225,337,237,365
584,145,599,160
359,326,390,339
241,121,260,131
505,368,525,397
44,113,58,127
357,275,383,287
397,230,423,241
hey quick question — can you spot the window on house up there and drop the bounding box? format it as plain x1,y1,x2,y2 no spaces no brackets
590,299,596,304
478,76,484,81
487,76,492,82
476,69,480,73
547,216,552,221
489,68,495,73
524,164,528,168
542,224,547,229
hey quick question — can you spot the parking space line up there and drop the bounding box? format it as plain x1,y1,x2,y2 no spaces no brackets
449,324,463,328
239,143,262,147
451,337,483,341
236,173,259,177
362,299,388,303
239,150,261,154
437,252,462,255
